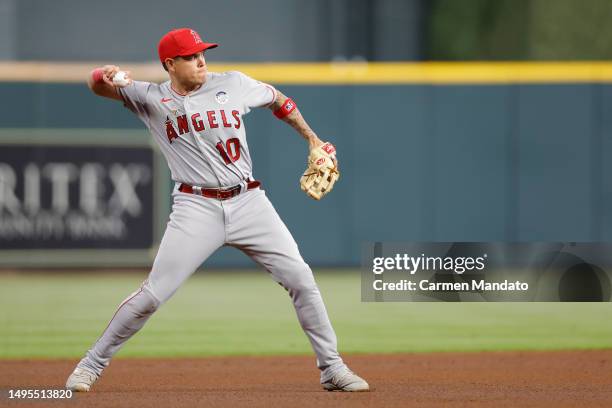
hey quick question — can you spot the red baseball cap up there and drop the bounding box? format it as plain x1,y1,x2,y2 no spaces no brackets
158,28,218,64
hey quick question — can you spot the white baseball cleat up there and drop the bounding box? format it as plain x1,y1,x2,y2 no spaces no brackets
65,367,98,392
322,369,370,392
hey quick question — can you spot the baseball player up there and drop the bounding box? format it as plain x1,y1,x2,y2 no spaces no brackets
65,28,368,392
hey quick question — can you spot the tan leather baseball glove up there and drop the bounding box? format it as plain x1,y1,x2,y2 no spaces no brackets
300,142,340,200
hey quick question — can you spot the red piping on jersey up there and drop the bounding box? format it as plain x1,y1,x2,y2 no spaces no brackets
92,286,146,346
264,84,277,107
170,82,203,96
170,84,189,96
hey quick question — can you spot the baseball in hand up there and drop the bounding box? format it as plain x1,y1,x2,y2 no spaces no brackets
112,71,130,87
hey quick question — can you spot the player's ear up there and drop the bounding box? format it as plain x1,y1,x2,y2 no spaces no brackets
164,58,175,73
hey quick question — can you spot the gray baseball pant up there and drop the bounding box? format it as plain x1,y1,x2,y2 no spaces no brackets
77,188,347,382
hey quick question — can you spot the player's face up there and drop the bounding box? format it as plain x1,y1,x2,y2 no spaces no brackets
171,52,207,86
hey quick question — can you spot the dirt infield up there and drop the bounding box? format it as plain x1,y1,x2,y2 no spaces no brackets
1,350,611,407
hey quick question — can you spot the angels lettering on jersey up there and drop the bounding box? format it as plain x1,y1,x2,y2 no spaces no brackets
164,108,241,144
117,71,276,188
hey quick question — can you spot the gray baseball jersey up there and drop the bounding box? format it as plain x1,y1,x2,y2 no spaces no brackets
119,71,277,187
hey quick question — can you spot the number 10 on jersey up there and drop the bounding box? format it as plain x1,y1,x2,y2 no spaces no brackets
216,138,241,164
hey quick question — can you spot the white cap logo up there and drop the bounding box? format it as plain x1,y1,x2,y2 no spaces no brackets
190,30,203,44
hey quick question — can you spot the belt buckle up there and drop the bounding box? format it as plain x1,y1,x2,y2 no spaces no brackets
192,186,202,196
216,185,240,200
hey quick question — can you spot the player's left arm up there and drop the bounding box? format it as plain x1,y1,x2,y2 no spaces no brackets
268,89,338,168
267,89,340,200
268,90,337,167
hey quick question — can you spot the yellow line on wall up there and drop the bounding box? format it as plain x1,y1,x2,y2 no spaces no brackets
2,61,612,84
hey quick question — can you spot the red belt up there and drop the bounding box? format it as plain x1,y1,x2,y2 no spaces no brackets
178,180,261,200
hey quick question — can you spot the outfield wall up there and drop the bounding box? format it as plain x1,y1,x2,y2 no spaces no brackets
0,62,610,267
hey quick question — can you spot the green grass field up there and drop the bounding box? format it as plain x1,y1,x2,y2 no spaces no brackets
2,270,612,359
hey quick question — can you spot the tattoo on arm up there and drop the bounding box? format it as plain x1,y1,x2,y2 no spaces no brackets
269,90,319,146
